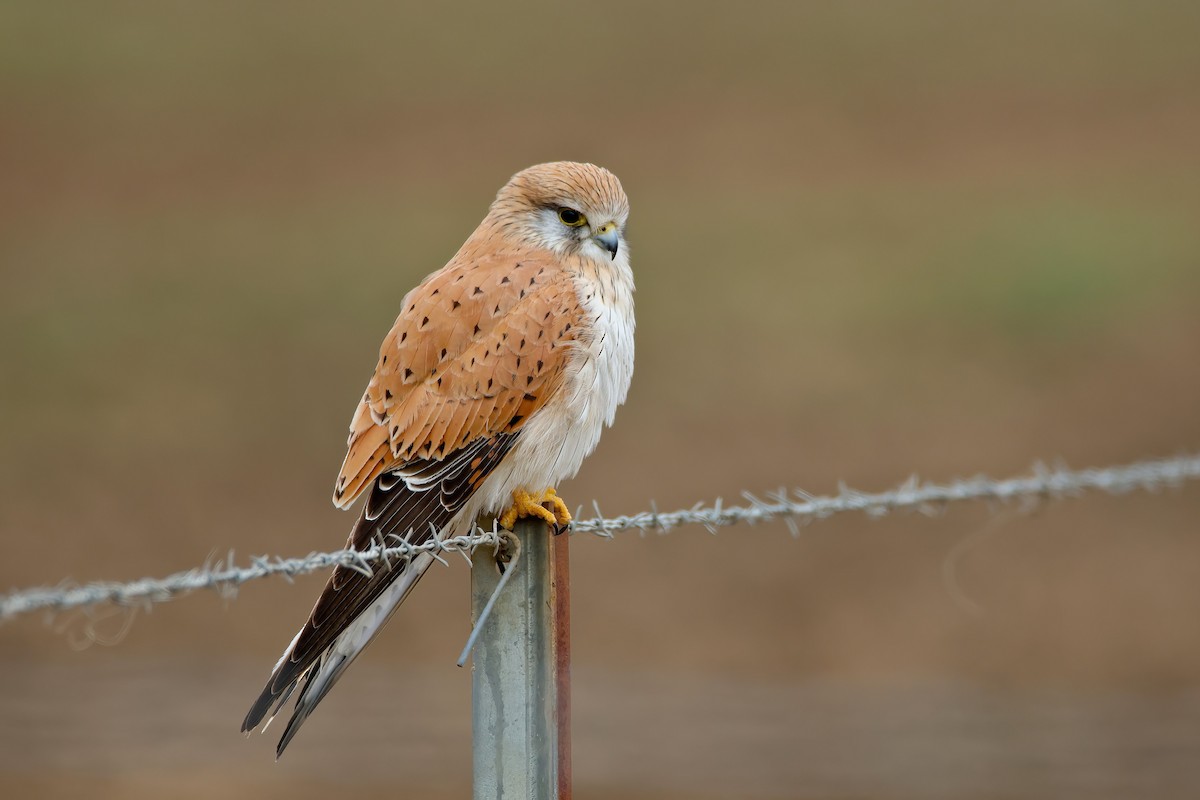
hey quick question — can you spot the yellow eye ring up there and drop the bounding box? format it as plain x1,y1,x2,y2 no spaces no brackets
558,208,587,227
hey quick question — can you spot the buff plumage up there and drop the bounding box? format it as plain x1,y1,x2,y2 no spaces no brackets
243,162,635,756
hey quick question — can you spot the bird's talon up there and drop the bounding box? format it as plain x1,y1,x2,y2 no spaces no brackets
499,487,572,531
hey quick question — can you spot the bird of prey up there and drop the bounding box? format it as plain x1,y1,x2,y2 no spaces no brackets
242,162,635,756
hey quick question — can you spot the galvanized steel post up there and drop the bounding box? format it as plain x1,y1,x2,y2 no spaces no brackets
470,517,571,799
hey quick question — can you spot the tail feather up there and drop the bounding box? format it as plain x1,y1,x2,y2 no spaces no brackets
242,431,520,755
244,551,436,755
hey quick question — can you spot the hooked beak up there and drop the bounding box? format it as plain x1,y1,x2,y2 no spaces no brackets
593,222,619,260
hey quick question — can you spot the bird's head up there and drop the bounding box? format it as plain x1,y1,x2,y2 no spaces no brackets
488,161,630,262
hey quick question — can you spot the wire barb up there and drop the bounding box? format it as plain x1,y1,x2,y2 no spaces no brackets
1,453,1198,622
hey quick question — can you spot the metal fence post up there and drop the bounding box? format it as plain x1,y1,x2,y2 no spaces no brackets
470,517,571,799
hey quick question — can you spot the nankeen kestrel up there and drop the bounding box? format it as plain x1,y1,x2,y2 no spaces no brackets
242,162,634,755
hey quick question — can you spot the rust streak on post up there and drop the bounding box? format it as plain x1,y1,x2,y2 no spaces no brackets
550,528,572,799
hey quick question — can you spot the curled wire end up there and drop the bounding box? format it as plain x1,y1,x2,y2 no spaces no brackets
456,529,521,667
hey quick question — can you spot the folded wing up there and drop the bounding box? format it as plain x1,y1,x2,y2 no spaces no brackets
242,252,584,753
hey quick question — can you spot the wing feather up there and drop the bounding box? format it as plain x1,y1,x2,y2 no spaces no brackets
333,253,581,508
242,432,519,740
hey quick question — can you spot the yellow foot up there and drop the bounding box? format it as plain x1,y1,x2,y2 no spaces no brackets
498,487,572,532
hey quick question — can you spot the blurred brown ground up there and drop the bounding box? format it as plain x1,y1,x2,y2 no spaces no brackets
2,3,1200,798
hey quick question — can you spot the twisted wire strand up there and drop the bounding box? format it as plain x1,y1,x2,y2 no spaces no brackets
2,454,1197,621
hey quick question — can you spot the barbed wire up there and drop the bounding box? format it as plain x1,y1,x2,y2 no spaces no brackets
2,453,1198,622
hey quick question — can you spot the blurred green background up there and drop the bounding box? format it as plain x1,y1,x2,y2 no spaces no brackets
3,2,1200,798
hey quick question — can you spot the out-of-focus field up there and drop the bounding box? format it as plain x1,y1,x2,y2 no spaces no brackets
3,3,1200,798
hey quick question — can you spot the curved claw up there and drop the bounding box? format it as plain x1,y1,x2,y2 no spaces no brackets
498,488,573,532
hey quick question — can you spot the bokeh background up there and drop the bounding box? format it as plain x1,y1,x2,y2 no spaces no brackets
3,3,1200,798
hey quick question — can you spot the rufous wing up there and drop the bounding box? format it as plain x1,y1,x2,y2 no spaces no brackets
334,253,583,509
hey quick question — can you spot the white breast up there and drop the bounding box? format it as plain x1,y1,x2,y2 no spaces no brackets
465,255,635,519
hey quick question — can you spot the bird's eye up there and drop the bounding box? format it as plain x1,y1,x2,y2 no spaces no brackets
558,208,586,227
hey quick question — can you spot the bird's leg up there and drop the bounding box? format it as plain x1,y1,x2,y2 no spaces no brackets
498,487,572,533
